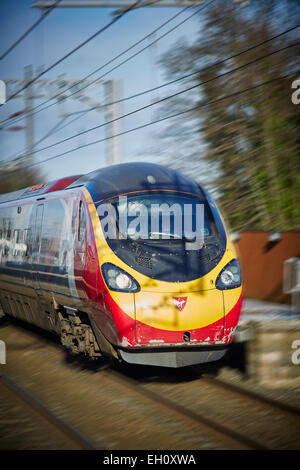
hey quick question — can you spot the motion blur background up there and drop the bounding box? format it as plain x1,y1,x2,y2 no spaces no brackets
0,3,300,451
0,0,299,304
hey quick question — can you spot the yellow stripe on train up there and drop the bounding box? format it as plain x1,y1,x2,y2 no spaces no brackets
84,187,242,331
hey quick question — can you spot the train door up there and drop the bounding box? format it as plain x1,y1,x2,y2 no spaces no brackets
32,203,44,294
25,202,51,330
74,200,87,298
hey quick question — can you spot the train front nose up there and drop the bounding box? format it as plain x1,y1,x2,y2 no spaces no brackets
116,288,229,367
134,289,225,345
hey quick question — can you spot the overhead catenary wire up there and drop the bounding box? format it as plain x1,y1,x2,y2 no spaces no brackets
0,110,25,124
0,0,143,107
18,69,299,171
2,0,214,163
46,19,300,116
33,116,71,148
46,22,300,131
0,0,62,61
33,0,214,113
3,24,299,162
2,18,298,131
5,40,299,164
3,114,78,162
1,0,212,128
77,24,300,108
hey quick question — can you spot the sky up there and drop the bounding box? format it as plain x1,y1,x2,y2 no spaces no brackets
0,0,203,182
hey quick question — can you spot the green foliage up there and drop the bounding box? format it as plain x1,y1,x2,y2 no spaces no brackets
158,0,300,230
0,166,44,195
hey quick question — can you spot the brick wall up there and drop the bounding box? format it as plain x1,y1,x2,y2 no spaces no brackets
235,232,300,303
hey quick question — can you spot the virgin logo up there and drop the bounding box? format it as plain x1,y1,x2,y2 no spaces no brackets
172,297,187,311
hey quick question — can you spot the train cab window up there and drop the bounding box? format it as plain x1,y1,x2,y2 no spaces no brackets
78,202,86,242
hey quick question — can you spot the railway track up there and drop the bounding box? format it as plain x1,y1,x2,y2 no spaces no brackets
1,320,299,450
0,363,264,450
0,371,100,450
0,365,267,451
101,363,300,450
131,369,300,450
101,368,269,450
200,374,300,417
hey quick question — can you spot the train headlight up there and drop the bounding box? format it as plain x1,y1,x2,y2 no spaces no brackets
101,263,140,293
116,273,131,290
216,259,241,290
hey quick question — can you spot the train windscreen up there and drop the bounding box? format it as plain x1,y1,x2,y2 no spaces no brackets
109,192,217,246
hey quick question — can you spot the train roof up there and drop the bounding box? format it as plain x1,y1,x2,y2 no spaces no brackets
66,162,203,201
0,175,82,205
0,163,203,205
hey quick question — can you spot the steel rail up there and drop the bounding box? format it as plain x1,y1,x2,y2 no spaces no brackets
2,323,298,450
102,369,270,450
201,374,300,417
0,371,101,450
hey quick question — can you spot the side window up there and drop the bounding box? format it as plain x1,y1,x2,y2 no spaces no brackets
13,229,19,257
24,228,32,258
39,200,64,267
4,229,10,257
78,201,86,242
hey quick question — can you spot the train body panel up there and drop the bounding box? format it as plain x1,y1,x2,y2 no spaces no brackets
0,163,243,367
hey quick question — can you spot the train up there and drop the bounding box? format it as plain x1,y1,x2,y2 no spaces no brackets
0,162,243,368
